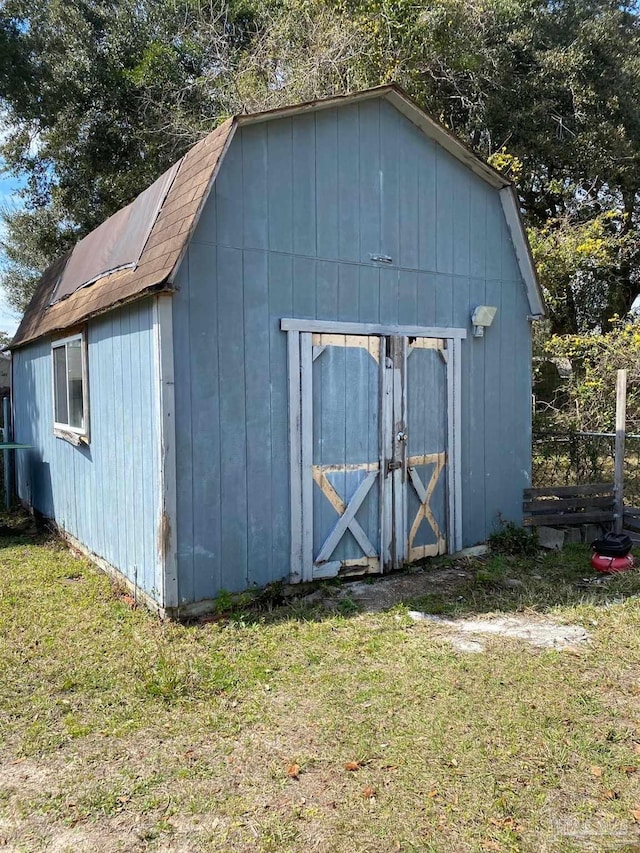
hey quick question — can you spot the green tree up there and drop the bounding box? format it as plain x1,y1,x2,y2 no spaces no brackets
0,0,255,311
545,318,640,432
485,1,640,332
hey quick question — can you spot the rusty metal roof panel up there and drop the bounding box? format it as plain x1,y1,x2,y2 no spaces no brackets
51,159,182,303
11,117,235,348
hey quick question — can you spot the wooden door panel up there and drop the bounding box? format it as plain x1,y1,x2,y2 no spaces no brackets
310,336,381,576
405,340,448,559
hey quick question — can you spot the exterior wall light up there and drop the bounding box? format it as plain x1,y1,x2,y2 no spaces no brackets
471,305,498,338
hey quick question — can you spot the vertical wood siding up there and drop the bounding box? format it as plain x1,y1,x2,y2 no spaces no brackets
13,298,163,601
173,97,532,602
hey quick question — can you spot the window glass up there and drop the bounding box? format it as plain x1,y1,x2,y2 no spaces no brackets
52,335,86,434
53,344,69,426
67,340,84,429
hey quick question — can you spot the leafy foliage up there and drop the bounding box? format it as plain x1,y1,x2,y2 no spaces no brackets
488,520,539,557
528,212,629,336
544,317,640,432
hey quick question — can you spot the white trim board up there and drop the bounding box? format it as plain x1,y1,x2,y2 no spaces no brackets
281,319,467,339
287,329,303,582
153,293,178,609
286,324,464,582
444,338,464,553
499,186,545,317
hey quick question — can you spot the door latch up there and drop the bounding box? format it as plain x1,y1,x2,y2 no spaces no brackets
386,459,402,473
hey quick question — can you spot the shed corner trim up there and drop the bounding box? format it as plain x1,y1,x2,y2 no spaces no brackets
499,186,546,317
153,293,178,610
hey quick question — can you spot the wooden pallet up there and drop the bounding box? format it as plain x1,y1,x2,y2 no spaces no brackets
623,508,640,543
523,483,615,527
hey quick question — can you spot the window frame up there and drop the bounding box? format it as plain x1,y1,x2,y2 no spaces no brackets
51,331,90,440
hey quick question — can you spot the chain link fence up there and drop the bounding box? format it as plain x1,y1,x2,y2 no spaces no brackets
532,430,640,506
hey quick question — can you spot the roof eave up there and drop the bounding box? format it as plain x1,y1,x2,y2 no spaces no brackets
382,88,510,191
9,279,176,351
499,185,546,317
166,116,239,286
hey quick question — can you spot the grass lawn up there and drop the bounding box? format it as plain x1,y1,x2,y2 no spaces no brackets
3,530,640,851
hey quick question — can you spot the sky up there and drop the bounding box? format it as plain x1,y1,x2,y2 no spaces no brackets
0,164,25,336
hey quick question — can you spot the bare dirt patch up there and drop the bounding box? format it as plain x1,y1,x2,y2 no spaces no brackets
300,564,475,612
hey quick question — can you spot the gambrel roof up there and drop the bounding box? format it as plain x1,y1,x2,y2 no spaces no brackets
11,86,544,349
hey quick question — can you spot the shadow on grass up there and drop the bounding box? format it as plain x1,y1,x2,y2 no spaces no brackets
0,505,57,550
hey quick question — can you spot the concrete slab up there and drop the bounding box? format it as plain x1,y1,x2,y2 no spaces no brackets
581,523,605,545
446,636,485,653
408,611,590,650
562,527,582,545
538,526,565,550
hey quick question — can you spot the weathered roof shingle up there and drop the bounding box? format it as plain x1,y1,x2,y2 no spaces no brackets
11,118,234,348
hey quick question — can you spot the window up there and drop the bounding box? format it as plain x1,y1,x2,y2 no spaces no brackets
52,333,88,436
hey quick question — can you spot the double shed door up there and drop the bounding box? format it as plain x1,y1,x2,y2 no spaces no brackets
286,323,463,583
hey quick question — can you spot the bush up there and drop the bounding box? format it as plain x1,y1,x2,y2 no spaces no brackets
488,521,538,557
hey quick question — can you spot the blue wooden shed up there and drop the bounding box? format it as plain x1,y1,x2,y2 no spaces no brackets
10,86,544,616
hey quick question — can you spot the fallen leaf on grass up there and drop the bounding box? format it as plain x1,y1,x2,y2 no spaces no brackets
287,763,300,779
427,789,438,799
601,789,619,800
362,785,376,799
589,766,603,778
634,743,640,755
622,765,638,775
631,806,640,823
481,841,501,851
489,817,517,830
344,761,361,771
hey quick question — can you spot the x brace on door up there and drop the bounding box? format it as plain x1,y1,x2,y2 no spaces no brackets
312,465,379,564
407,452,447,560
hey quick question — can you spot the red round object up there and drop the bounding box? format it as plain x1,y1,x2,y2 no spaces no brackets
591,552,635,574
